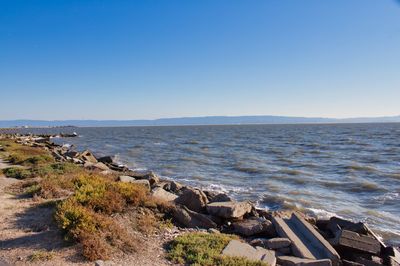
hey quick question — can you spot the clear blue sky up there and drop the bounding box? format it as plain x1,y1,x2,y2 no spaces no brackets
1,0,399,120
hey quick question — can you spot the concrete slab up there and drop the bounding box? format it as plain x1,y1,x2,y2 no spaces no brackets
277,256,332,266
222,240,276,266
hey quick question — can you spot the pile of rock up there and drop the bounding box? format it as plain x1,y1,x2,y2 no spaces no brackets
3,134,399,266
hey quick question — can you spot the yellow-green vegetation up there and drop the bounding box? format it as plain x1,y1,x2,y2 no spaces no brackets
0,139,54,166
167,232,267,266
28,250,55,262
54,173,158,260
1,138,169,261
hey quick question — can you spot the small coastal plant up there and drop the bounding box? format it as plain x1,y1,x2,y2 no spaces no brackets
2,167,32,179
167,232,267,266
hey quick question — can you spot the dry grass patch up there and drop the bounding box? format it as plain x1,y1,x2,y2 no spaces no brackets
28,250,55,262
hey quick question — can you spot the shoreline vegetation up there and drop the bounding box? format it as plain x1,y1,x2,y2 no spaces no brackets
0,134,399,265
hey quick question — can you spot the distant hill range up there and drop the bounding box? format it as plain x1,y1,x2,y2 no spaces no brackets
1,115,400,128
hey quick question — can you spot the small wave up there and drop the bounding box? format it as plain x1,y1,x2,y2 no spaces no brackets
373,192,399,202
261,194,309,211
347,181,387,193
232,165,264,174
204,183,250,194
306,208,339,220
280,169,311,176
385,172,400,180
345,164,377,173
269,175,308,185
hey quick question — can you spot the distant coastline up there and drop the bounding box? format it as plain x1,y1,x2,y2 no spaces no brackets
1,115,400,128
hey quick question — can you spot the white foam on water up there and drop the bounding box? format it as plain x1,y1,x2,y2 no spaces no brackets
306,207,340,219
373,192,399,202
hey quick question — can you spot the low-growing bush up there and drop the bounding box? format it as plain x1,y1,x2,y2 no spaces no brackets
167,233,265,266
54,173,149,261
55,198,100,241
71,174,149,214
2,167,32,179
25,183,41,196
28,250,55,262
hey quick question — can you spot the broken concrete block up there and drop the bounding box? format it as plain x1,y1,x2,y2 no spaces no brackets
327,217,368,235
277,256,332,266
265,238,291,249
232,218,275,236
206,201,252,219
222,240,276,266
272,212,340,264
331,229,381,255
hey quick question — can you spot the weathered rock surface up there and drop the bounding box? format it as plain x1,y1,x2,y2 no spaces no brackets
204,190,232,203
97,156,113,164
152,187,178,202
93,162,110,171
222,240,276,266
232,218,275,236
78,150,98,163
265,238,292,249
206,201,252,219
172,205,216,229
277,256,332,266
169,181,183,192
175,187,208,213
119,176,136,183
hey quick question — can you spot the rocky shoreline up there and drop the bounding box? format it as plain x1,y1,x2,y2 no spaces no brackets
1,133,399,266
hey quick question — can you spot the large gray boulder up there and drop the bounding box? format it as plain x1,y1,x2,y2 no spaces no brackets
172,205,217,229
127,170,159,186
206,201,252,219
222,240,276,266
232,218,276,237
152,187,178,202
204,190,232,203
175,187,209,213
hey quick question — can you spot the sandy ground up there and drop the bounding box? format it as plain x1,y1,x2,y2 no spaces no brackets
0,158,173,266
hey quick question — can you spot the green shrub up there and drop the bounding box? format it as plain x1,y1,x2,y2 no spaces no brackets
2,167,32,179
55,198,100,241
25,183,41,196
167,232,266,266
23,154,54,165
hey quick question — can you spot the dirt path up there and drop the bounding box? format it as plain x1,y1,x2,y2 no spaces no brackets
0,158,91,265
0,158,172,266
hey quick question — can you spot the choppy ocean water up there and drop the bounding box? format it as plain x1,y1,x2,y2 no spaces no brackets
22,123,400,245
